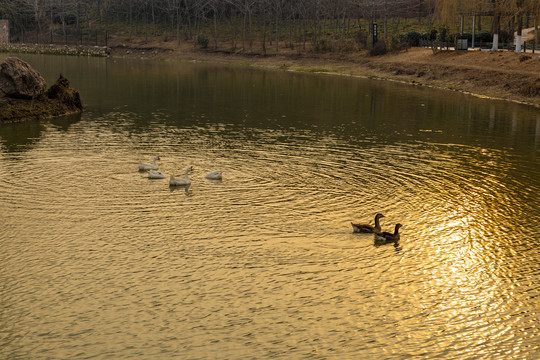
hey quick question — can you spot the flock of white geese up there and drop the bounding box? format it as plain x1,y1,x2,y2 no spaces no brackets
138,155,222,186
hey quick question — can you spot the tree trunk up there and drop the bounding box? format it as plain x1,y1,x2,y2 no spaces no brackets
151,1,156,36
134,8,138,37
275,11,279,52
515,12,523,54
472,16,476,48
331,17,336,52
177,7,181,47
97,0,101,24
49,0,53,44
129,2,132,41
248,9,253,50
340,13,345,55
384,15,387,39
85,6,90,44
262,12,267,55
62,13,66,45
534,17,538,54
242,11,246,51
491,10,499,51
302,19,306,50
145,12,148,43
288,18,292,48
193,17,200,49
312,10,317,45
213,9,218,50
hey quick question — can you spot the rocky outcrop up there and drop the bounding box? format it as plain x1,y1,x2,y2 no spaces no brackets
0,57,83,123
0,57,47,99
46,74,83,111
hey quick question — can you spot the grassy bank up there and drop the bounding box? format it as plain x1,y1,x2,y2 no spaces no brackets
104,33,540,109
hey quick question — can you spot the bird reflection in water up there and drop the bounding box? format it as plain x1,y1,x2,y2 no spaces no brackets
373,224,403,250
373,235,402,250
169,183,192,196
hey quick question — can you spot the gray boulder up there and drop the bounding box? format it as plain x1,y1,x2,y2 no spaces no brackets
0,57,47,99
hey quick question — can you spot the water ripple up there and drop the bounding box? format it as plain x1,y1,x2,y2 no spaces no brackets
1,78,539,359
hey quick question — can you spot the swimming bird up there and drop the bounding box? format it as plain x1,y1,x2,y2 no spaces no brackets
351,213,385,234
139,156,160,171
375,224,402,242
148,171,166,179
170,166,193,186
205,170,222,180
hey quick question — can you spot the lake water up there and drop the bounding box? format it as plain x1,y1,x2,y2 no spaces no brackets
0,53,539,359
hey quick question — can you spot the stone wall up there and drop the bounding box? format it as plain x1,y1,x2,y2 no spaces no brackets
0,20,9,44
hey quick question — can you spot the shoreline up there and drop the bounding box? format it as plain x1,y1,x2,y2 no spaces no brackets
108,45,540,109
0,43,108,57
2,42,539,109
245,62,536,109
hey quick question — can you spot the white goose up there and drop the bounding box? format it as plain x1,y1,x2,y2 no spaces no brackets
170,166,193,186
205,170,222,180
148,171,166,179
139,156,160,171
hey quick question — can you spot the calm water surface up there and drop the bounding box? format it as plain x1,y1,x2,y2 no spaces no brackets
0,54,539,359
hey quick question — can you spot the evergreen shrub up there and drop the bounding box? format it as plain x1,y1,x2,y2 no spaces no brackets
315,38,331,52
405,31,424,46
476,31,492,43
197,34,209,48
438,28,448,42
369,40,387,56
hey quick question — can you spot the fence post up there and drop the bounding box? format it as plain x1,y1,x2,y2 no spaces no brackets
534,21,538,54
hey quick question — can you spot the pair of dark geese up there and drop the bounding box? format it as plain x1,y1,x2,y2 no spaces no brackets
351,213,402,242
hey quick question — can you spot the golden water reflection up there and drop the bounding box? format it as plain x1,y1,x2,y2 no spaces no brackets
0,54,538,359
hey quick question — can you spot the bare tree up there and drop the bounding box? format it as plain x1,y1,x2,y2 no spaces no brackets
2,0,536,54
